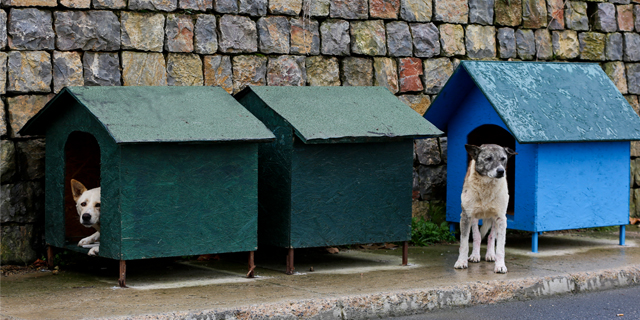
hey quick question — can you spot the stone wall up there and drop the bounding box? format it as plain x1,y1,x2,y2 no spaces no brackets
1,0,639,264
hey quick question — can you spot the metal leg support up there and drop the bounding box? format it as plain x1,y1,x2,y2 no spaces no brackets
532,232,539,253
286,248,294,275
118,260,127,288
449,223,456,237
47,245,55,269
620,225,626,246
402,241,408,266
247,251,256,278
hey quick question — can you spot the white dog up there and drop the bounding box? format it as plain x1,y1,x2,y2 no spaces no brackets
71,179,101,256
454,144,516,273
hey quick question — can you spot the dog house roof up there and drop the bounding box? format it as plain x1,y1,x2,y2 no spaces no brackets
19,86,275,144
236,86,442,143
425,61,640,144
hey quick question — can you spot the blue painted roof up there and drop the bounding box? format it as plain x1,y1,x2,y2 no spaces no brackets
425,61,640,143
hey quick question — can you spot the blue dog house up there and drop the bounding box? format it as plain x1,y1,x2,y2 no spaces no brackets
425,61,640,252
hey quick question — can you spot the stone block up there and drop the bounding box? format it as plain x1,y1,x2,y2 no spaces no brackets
167,53,203,86
386,21,412,57
290,18,320,55
303,0,330,16
341,57,373,86
82,52,120,86
267,55,306,86
306,56,340,86
330,0,368,19
240,0,268,15
636,5,640,31
165,14,194,53
320,19,350,56
417,165,446,201
465,25,496,59
219,15,258,53
398,94,430,115
469,0,494,25
128,0,177,11
121,12,165,52
400,0,432,22
373,57,398,94
415,138,441,165
92,0,126,9
603,61,628,94
398,57,423,93
1,182,43,222
54,11,120,51
270,0,302,15
1,225,39,265
439,24,465,57
232,55,267,93
7,95,52,138
351,20,387,56
411,23,440,58
204,55,233,93
579,32,606,61
52,51,83,93
547,0,564,30
7,51,51,93
2,0,55,7
633,141,640,158
8,9,54,50
179,0,212,11
215,0,238,13
522,0,547,28
370,0,399,19
194,15,218,54
1,139,15,182
0,10,6,50
422,57,453,95
617,4,635,31
121,52,167,86
257,16,290,54
60,0,90,8
627,63,640,94
534,29,552,60
593,3,618,32
497,27,516,59
565,1,588,31
0,52,7,94
15,139,45,180
606,33,623,60
624,33,640,61
0,100,6,137
611,0,630,4
495,0,522,26
552,30,579,59
433,0,468,23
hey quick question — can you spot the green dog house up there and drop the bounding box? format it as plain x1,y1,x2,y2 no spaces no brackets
235,86,442,274
19,86,275,286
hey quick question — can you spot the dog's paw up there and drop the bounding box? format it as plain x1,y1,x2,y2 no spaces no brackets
454,259,468,269
78,237,92,246
485,253,496,262
494,264,507,274
468,253,481,263
88,246,99,256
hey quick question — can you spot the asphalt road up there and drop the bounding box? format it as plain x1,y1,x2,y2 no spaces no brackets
389,285,640,320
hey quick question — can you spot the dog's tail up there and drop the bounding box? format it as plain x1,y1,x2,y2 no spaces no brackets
480,218,494,239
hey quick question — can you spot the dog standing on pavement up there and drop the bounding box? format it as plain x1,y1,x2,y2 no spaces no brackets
454,144,517,273
71,179,101,256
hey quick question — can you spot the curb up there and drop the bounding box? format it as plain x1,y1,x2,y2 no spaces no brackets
112,265,640,320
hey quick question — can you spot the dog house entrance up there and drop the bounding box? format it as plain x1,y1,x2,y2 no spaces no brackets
467,125,515,215
64,131,101,244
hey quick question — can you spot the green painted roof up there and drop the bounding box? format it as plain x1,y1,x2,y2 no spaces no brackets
20,86,275,143
237,86,442,143
459,61,640,143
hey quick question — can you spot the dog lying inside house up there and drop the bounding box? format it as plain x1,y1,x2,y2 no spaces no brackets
71,179,101,256
454,144,516,273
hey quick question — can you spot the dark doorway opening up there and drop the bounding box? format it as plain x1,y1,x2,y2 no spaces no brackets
64,131,101,244
467,125,516,215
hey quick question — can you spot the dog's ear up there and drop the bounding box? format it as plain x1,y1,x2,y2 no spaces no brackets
71,179,87,202
504,147,518,158
465,144,481,160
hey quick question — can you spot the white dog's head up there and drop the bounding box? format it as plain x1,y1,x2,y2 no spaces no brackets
71,179,101,228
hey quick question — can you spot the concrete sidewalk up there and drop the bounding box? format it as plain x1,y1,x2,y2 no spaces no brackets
2,228,640,320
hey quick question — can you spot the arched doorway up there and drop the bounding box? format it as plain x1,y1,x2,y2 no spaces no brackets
467,125,516,215
64,131,101,244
